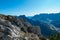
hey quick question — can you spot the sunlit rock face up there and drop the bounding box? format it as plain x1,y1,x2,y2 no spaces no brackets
0,18,21,40
0,14,44,40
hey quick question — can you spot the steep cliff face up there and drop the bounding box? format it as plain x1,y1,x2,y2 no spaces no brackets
0,14,45,40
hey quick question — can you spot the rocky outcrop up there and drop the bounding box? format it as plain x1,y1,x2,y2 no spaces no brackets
0,14,46,40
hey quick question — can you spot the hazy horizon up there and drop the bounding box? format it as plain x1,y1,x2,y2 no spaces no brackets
0,0,60,16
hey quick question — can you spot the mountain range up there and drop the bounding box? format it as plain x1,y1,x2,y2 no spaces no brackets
28,13,60,35
0,13,60,40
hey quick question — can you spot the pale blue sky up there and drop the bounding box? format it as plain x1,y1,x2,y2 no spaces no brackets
0,0,60,16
